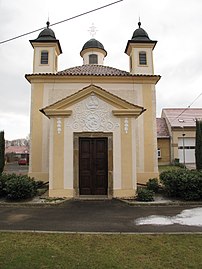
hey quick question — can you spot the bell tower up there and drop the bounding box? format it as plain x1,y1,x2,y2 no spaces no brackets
125,22,157,75
80,38,107,65
30,21,62,74
80,23,107,65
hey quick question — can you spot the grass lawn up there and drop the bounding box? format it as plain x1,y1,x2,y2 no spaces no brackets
0,233,202,269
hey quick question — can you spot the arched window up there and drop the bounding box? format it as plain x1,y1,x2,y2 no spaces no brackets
89,54,98,64
139,51,147,65
40,51,49,64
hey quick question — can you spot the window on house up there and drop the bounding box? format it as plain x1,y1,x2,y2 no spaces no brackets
178,146,195,150
89,54,98,64
40,51,49,64
157,148,161,158
139,51,147,65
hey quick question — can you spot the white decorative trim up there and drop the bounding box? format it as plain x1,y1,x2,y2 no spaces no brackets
67,93,119,132
49,119,54,189
57,118,62,134
124,117,129,134
131,118,136,190
64,120,73,189
113,125,121,189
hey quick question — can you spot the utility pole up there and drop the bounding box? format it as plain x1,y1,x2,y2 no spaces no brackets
182,133,186,167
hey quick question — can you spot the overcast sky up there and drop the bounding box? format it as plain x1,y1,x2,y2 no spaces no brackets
0,0,202,140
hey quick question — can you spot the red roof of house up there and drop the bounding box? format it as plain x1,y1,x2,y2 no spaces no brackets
156,118,170,138
162,108,202,128
5,146,29,154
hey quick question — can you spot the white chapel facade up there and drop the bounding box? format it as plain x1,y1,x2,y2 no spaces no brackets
26,21,160,198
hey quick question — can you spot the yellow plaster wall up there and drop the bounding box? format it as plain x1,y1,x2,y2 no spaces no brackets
33,45,59,74
171,129,196,160
142,84,155,171
157,138,171,165
113,189,135,198
136,84,159,184
129,45,154,75
137,172,159,184
44,82,139,110
49,189,74,198
81,48,105,65
29,78,159,195
29,83,47,181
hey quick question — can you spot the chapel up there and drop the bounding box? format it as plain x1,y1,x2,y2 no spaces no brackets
26,21,160,198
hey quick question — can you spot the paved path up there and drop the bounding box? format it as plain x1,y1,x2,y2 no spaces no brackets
0,199,201,233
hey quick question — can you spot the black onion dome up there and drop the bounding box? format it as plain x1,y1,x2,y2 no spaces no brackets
36,21,56,41
30,21,62,53
132,22,151,41
37,28,56,40
81,38,107,55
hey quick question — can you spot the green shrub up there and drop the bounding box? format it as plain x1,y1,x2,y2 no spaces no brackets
4,175,37,200
160,169,202,201
146,178,159,193
33,180,46,189
136,188,154,202
0,173,16,197
172,158,186,168
0,174,7,197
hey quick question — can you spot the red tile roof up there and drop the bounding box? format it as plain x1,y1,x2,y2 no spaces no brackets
162,108,202,127
57,65,131,76
156,118,170,138
25,65,161,79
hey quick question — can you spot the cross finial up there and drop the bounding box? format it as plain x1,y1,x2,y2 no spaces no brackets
88,23,98,38
138,17,141,28
46,21,50,28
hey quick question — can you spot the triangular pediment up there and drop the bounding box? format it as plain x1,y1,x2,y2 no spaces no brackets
41,84,145,118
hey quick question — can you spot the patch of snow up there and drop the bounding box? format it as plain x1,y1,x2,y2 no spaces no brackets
136,216,173,226
173,208,202,227
135,207,202,227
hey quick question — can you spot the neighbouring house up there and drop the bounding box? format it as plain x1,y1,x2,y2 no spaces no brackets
156,118,170,165
5,146,29,163
161,108,202,165
25,21,160,198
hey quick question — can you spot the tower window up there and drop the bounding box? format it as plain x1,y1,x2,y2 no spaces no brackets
55,55,58,70
40,51,49,64
89,54,98,64
130,56,132,71
139,51,147,65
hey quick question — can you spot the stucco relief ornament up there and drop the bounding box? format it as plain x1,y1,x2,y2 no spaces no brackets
67,93,119,132
57,118,62,134
124,117,129,134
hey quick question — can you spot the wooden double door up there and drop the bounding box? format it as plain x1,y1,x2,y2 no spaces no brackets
79,138,108,195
